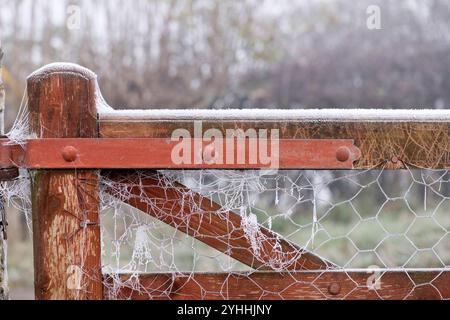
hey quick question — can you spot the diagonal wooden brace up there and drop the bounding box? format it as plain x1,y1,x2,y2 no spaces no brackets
103,170,335,271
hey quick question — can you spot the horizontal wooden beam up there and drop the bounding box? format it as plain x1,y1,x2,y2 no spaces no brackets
103,270,450,300
0,137,360,169
99,108,450,122
102,170,333,271
99,117,450,169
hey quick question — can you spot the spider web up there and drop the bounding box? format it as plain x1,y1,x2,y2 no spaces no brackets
99,166,450,299
3,92,450,299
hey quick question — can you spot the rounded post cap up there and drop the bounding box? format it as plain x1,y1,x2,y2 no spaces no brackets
27,62,97,82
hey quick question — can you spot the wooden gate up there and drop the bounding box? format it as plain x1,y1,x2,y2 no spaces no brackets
2,63,450,300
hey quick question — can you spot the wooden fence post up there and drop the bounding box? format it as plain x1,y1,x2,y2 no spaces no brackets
0,46,5,134
28,63,102,300
0,46,8,301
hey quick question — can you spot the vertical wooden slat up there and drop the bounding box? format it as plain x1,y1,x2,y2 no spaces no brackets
0,46,5,135
0,46,8,301
28,63,102,300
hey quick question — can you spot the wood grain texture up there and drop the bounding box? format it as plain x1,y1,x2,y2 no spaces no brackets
0,47,5,135
19,138,359,169
104,271,450,300
0,47,7,300
31,172,101,299
100,120,450,169
103,170,333,271
28,63,102,300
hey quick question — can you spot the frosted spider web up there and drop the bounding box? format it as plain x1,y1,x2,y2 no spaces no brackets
2,90,450,299
1,146,449,299
99,166,450,300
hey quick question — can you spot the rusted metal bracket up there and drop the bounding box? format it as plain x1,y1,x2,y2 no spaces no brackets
0,137,360,171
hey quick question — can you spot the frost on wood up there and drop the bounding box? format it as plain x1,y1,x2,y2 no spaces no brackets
99,108,450,122
27,62,97,83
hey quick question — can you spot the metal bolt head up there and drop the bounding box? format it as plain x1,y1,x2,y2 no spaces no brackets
328,282,341,295
336,146,350,162
61,146,79,162
391,156,399,164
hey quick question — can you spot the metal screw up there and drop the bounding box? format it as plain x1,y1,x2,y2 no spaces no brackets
391,156,399,164
328,282,341,295
61,146,79,162
336,146,350,162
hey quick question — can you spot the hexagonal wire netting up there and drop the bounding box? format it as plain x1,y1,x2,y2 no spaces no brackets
99,166,450,299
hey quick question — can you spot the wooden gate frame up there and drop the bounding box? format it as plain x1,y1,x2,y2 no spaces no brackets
2,63,450,299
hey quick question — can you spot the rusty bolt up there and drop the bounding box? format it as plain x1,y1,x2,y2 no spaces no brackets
328,282,341,295
391,156,399,164
336,146,350,162
61,146,79,162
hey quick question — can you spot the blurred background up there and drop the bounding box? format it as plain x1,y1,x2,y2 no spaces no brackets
1,0,450,299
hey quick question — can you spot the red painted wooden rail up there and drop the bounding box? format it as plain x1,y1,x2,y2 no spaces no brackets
2,63,448,300
0,138,360,169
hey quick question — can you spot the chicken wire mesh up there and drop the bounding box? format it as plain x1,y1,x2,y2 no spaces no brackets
98,166,450,299
2,88,450,299
0,140,449,298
